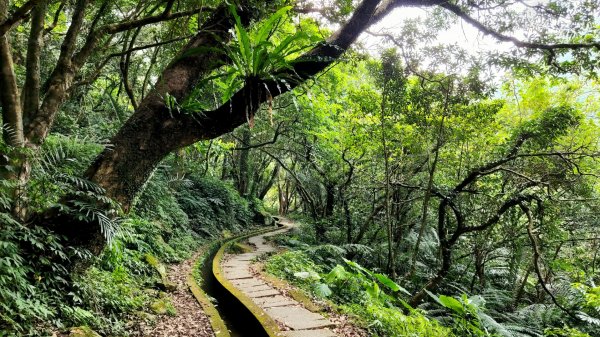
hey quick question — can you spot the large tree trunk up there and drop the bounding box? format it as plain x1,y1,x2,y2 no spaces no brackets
0,0,27,217
46,0,385,257
22,1,45,125
84,5,246,210
0,1,24,147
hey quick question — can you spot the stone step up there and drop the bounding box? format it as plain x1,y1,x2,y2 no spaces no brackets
223,270,254,280
231,279,265,287
238,284,272,292
253,295,297,308
282,329,337,337
247,289,281,298
265,306,336,330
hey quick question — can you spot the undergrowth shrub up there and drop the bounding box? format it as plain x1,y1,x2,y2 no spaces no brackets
343,303,454,337
0,136,259,335
265,249,452,336
177,175,252,234
0,219,94,335
74,267,147,317
0,221,53,334
265,250,323,289
27,135,102,212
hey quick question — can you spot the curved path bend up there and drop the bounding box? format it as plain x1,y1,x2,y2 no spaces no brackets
220,220,337,337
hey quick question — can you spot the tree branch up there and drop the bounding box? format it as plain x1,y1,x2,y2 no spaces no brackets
25,0,89,143
459,194,536,235
0,1,24,146
232,121,286,150
521,203,580,321
22,1,46,125
0,0,43,37
441,2,600,51
175,0,387,145
44,1,66,35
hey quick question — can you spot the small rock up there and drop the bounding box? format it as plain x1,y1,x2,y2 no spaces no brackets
150,298,177,316
68,326,101,337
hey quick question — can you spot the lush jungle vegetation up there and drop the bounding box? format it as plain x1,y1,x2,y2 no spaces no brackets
0,0,599,336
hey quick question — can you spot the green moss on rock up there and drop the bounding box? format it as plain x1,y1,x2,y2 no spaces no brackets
145,253,177,291
68,326,101,337
227,242,253,254
150,298,177,316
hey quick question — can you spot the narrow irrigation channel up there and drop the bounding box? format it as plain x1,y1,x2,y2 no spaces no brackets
195,226,283,337
200,247,268,337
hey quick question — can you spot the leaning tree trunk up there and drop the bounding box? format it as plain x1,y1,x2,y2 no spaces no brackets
51,0,385,257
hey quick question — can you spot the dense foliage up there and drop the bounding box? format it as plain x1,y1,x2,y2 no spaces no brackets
0,146,257,334
1,0,599,336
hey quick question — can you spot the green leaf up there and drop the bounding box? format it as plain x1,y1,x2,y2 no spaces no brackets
230,5,252,73
437,295,465,314
294,271,320,280
255,6,293,43
344,258,369,275
365,281,380,299
324,265,349,283
373,273,411,296
313,283,332,298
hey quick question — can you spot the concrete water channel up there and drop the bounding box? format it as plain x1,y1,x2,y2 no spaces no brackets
198,220,338,337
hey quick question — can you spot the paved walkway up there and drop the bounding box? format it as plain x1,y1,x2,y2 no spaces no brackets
221,222,337,337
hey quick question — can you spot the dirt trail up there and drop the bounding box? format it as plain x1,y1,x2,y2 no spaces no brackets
132,251,214,337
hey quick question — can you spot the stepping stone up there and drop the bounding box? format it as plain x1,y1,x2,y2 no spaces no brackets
224,270,253,279
236,254,260,261
247,289,281,298
231,279,265,287
265,306,335,330
238,284,272,292
283,330,336,337
222,261,250,268
254,295,296,308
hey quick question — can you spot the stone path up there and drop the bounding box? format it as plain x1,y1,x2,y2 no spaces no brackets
221,222,337,337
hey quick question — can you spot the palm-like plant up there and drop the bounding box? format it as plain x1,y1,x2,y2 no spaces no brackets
223,5,319,126
179,5,320,126
223,5,315,96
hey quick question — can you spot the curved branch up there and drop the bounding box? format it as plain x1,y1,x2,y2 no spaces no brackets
520,202,580,321
232,121,286,150
441,2,600,51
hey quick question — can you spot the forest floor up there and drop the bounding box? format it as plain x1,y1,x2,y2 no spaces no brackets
130,250,214,337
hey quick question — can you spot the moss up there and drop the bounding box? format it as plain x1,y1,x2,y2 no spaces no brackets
145,253,177,291
227,242,253,254
150,298,177,316
68,326,101,337
145,253,167,279
188,275,231,337
134,310,157,323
